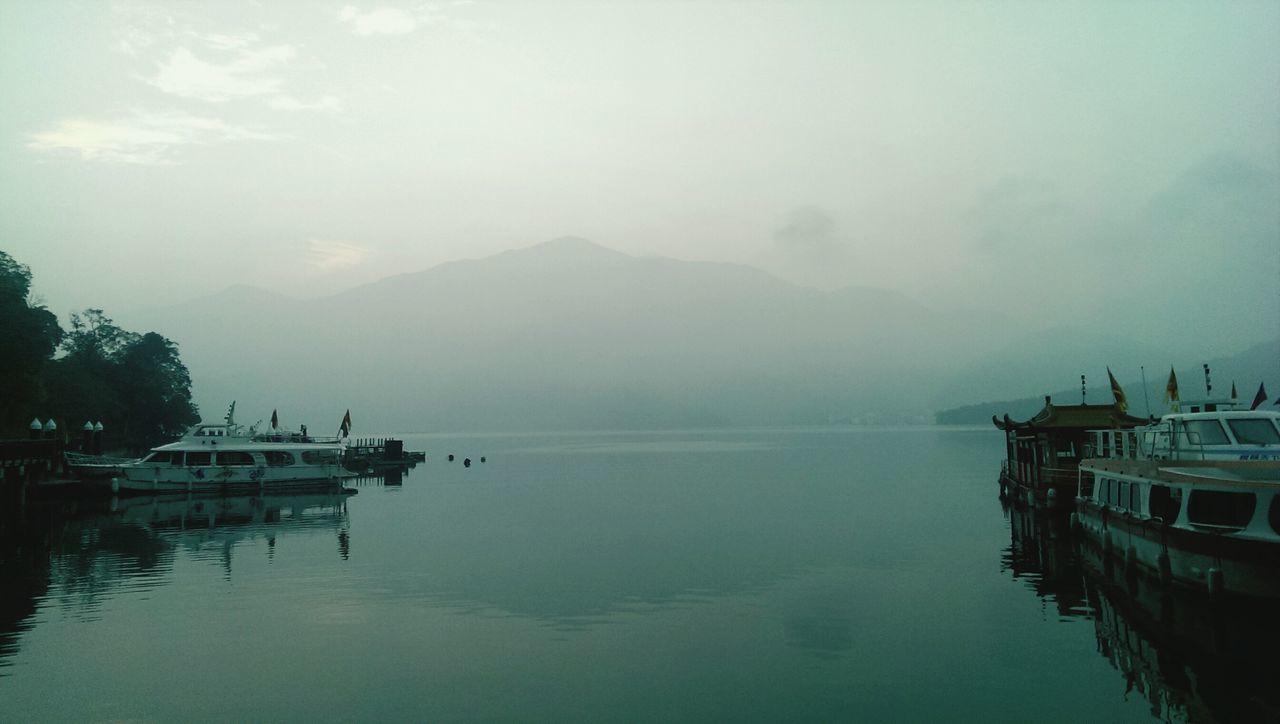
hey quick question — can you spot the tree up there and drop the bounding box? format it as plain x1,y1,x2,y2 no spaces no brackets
114,332,200,449
46,312,199,452
61,309,139,365
0,251,63,433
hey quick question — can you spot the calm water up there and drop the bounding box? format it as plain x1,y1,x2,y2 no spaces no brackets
1,427,1275,722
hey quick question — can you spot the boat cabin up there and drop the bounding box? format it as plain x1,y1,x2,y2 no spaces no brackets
1088,408,1280,462
994,396,1147,506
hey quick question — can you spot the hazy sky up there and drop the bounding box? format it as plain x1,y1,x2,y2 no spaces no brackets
2,1,1277,349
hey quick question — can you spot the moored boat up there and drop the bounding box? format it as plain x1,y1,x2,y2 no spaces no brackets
111,406,354,494
1074,401,1280,597
993,395,1146,508
64,451,137,482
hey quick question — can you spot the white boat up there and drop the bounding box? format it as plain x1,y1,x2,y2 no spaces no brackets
111,406,354,494
1074,399,1280,597
64,451,136,481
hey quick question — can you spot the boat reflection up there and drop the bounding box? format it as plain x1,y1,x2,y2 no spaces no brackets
1001,499,1089,618
1003,503,1280,722
0,489,352,674
1080,546,1280,723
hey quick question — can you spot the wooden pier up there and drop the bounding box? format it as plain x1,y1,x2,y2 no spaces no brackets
1,439,72,504
343,438,426,472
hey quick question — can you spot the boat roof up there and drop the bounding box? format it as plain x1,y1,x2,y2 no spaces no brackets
1159,409,1280,423
153,439,343,452
994,396,1148,432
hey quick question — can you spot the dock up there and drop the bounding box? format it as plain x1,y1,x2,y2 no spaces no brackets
342,437,426,472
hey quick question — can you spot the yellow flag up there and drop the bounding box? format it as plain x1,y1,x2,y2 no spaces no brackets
1164,367,1179,412
1107,367,1128,412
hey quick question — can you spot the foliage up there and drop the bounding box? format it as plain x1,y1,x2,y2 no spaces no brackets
1,251,199,449
0,251,63,432
45,311,199,452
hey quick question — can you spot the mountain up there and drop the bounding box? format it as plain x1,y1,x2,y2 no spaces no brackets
936,338,1280,424
121,238,1277,432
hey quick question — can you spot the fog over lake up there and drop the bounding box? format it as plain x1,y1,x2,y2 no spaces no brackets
2,2,1276,427
1,3,1278,721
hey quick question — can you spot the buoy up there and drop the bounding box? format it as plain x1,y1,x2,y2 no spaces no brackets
1046,488,1058,505
463,458,471,468
480,456,486,463
448,454,455,462
1206,567,1223,595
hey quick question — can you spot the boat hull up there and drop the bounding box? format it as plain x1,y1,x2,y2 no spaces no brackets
111,464,353,494
1075,498,1280,598
1075,457,1280,598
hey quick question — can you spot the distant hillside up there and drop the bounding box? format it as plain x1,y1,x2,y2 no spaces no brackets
936,338,1280,425
122,237,1279,432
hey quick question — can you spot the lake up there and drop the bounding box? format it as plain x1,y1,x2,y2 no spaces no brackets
1,427,1274,722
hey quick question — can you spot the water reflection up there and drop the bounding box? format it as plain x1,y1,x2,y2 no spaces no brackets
1001,499,1089,618
1004,503,1280,722
0,490,351,674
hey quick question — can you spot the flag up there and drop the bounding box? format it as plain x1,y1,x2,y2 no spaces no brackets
1164,367,1179,412
1231,382,1238,400
1107,367,1128,412
271,409,279,429
340,409,352,438
1252,383,1269,411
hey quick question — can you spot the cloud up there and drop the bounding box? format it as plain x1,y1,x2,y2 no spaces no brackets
773,206,845,260
147,45,296,102
306,240,374,271
336,3,487,37
966,178,1071,254
200,32,261,51
27,110,277,164
110,2,177,57
1144,153,1279,251
338,6,419,36
267,94,343,113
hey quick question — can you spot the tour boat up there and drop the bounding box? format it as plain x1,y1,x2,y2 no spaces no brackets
993,396,1146,508
64,451,135,482
111,406,353,494
1074,400,1280,597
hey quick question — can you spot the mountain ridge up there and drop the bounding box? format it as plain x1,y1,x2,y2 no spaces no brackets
119,237,1277,432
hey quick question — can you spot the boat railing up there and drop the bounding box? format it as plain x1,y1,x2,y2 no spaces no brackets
1086,422,1209,462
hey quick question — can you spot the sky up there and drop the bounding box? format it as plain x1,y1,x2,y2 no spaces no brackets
1,0,1277,352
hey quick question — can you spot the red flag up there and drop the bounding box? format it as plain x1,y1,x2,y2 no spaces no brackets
1252,383,1269,410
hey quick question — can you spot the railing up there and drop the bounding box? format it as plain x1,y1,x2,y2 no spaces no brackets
1087,421,1210,462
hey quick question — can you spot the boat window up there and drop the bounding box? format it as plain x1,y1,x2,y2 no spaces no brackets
186,451,212,466
301,450,339,465
1149,485,1180,522
1118,481,1130,511
1227,419,1280,445
1178,420,1230,446
144,451,173,464
1128,483,1142,513
1186,490,1256,529
264,451,295,467
216,451,255,466
1102,478,1114,506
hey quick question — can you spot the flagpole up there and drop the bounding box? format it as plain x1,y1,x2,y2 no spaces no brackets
1140,366,1151,418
